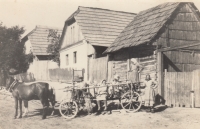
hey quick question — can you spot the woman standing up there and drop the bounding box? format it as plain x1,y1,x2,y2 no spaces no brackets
143,74,157,112
128,58,143,83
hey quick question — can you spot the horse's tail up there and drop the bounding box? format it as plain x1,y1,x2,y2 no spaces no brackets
47,84,56,106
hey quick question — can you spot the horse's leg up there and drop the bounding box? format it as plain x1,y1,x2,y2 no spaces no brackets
49,90,55,116
40,97,49,119
118,98,121,109
23,100,28,117
17,99,22,118
50,98,55,116
14,98,18,119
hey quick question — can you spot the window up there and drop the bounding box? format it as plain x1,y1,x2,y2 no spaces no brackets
71,26,75,43
66,54,69,65
73,51,77,64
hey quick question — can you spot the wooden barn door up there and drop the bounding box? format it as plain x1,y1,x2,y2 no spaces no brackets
88,56,108,83
164,72,192,107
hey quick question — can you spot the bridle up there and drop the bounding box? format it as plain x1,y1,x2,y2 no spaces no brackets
8,79,18,92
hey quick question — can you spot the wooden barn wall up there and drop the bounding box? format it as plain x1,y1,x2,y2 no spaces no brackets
112,50,129,81
156,4,200,72
164,51,200,72
111,46,157,82
137,49,157,82
157,4,200,49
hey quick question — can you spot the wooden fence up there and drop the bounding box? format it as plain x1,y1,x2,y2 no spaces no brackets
164,69,200,108
33,61,49,81
192,70,200,107
49,68,73,82
89,57,107,83
49,68,83,83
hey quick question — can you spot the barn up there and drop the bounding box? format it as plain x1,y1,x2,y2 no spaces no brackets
21,25,62,81
105,2,200,107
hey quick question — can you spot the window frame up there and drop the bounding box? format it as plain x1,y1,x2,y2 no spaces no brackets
66,54,69,65
73,51,77,64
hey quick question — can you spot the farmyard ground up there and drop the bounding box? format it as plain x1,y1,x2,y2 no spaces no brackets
0,91,200,129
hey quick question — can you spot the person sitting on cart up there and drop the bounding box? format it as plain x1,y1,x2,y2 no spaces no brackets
112,74,122,90
95,79,109,115
110,74,123,98
112,74,120,85
143,74,157,112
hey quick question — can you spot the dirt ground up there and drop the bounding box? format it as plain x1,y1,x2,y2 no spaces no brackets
0,90,200,129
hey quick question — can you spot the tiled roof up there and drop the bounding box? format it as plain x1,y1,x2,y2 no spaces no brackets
61,6,136,47
105,2,181,53
23,25,62,55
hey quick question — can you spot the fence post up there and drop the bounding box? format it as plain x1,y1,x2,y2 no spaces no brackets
191,70,195,108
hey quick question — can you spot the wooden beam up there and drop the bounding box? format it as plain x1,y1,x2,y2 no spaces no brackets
157,51,164,96
106,54,110,81
158,42,200,52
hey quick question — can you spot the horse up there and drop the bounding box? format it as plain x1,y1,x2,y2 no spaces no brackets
22,86,56,117
5,76,55,119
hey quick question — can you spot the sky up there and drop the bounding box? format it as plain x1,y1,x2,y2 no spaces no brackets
1,0,200,37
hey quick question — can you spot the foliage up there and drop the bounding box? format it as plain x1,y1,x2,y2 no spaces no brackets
47,29,61,66
0,23,31,73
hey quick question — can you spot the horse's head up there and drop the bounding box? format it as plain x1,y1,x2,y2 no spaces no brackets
5,76,15,91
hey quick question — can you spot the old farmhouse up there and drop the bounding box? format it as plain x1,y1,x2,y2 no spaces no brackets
21,25,62,81
59,6,136,81
105,2,200,107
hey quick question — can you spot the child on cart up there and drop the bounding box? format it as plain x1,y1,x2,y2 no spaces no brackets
95,79,109,115
112,74,124,90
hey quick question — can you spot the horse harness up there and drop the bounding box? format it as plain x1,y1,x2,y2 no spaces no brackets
8,80,18,92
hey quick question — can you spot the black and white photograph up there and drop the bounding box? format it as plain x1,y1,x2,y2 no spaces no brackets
0,0,200,129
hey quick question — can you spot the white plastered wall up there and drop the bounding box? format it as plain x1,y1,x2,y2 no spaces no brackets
60,40,89,81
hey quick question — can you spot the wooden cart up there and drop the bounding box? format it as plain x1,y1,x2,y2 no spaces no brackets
58,80,143,119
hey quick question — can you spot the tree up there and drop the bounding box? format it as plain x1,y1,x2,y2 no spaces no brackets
47,29,61,66
0,23,31,74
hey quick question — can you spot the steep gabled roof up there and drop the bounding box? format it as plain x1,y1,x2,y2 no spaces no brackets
23,25,62,55
105,2,183,53
60,6,136,47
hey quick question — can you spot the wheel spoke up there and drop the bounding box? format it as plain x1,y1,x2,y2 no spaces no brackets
123,96,129,100
134,103,139,107
120,91,143,112
63,110,68,115
122,98,129,103
129,102,132,109
124,102,131,108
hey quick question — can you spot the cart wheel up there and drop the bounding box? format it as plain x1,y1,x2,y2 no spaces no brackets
59,101,78,119
121,91,142,112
